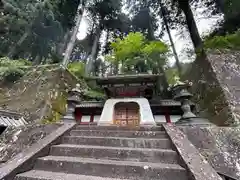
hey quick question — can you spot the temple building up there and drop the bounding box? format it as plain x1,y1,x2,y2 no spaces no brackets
66,74,196,126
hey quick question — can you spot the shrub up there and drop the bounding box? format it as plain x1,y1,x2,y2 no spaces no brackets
204,30,240,50
83,90,106,101
42,93,67,124
0,57,32,67
68,62,85,78
0,67,25,83
0,57,31,83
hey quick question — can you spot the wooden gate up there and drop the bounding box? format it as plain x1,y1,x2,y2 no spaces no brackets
114,102,140,127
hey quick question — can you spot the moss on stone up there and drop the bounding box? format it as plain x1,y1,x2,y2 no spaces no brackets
42,90,68,124
0,65,85,123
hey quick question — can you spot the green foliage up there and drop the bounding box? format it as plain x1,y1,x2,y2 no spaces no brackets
0,57,32,66
0,0,80,63
204,31,240,50
42,92,67,124
142,41,168,55
165,67,179,85
0,67,25,83
111,32,145,61
224,0,240,20
83,89,106,100
0,57,31,83
87,0,122,23
108,32,169,74
68,62,85,78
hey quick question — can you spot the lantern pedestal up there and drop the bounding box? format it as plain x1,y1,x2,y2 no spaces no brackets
171,81,213,126
63,84,82,122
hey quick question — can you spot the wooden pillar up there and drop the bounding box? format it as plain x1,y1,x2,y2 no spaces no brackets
90,114,94,123
164,107,171,123
75,108,82,123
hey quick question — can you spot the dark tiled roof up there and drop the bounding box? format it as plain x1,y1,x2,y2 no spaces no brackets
76,101,104,108
150,99,195,107
86,74,166,85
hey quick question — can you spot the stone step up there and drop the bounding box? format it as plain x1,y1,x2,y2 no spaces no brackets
15,170,128,180
50,144,179,164
62,136,173,149
73,125,165,131
34,156,188,180
69,130,168,138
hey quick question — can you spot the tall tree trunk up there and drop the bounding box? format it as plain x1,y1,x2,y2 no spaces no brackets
156,62,169,86
8,31,29,58
215,0,224,13
57,30,71,56
62,3,84,68
113,62,119,75
85,26,102,76
33,54,41,65
7,0,49,58
0,0,3,9
160,3,182,75
146,9,169,84
178,0,203,51
147,9,155,41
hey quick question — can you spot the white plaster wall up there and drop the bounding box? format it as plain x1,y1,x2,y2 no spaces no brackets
81,115,91,123
170,115,181,123
94,115,100,122
98,98,156,126
154,115,166,123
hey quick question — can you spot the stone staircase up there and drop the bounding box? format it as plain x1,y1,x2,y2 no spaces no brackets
14,125,189,180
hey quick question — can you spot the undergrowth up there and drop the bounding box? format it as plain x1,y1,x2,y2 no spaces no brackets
0,57,32,83
204,30,240,50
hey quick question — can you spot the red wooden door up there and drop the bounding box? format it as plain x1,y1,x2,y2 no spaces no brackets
114,102,140,127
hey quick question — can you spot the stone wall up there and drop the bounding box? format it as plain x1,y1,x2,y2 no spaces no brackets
180,126,240,180
0,123,62,166
0,66,87,123
184,50,240,126
0,67,88,167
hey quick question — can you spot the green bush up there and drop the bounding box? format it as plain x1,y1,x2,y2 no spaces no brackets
83,89,106,100
0,57,31,83
68,62,85,78
0,57,32,67
204,31,240,50
165,67,179,85
42,93,67,124
0,67,25,82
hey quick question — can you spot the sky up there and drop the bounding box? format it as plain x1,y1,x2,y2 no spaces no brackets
76,5,222,66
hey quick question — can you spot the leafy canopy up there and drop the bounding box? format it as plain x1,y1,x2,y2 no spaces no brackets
111,32,145,61
68,62,85,78
107,32,169,74
111,32,168,61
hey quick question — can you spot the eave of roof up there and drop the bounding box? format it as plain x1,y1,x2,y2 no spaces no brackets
86,74,164,85
75,101,104,108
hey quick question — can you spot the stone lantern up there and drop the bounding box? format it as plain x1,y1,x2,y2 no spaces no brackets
63,84,82,122
172,80,212,126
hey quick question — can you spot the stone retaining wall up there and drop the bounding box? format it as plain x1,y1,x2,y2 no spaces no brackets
180,126,240,180
0,123,62,166
184,50,240,126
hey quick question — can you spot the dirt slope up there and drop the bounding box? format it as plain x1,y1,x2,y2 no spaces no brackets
0,65,88,123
